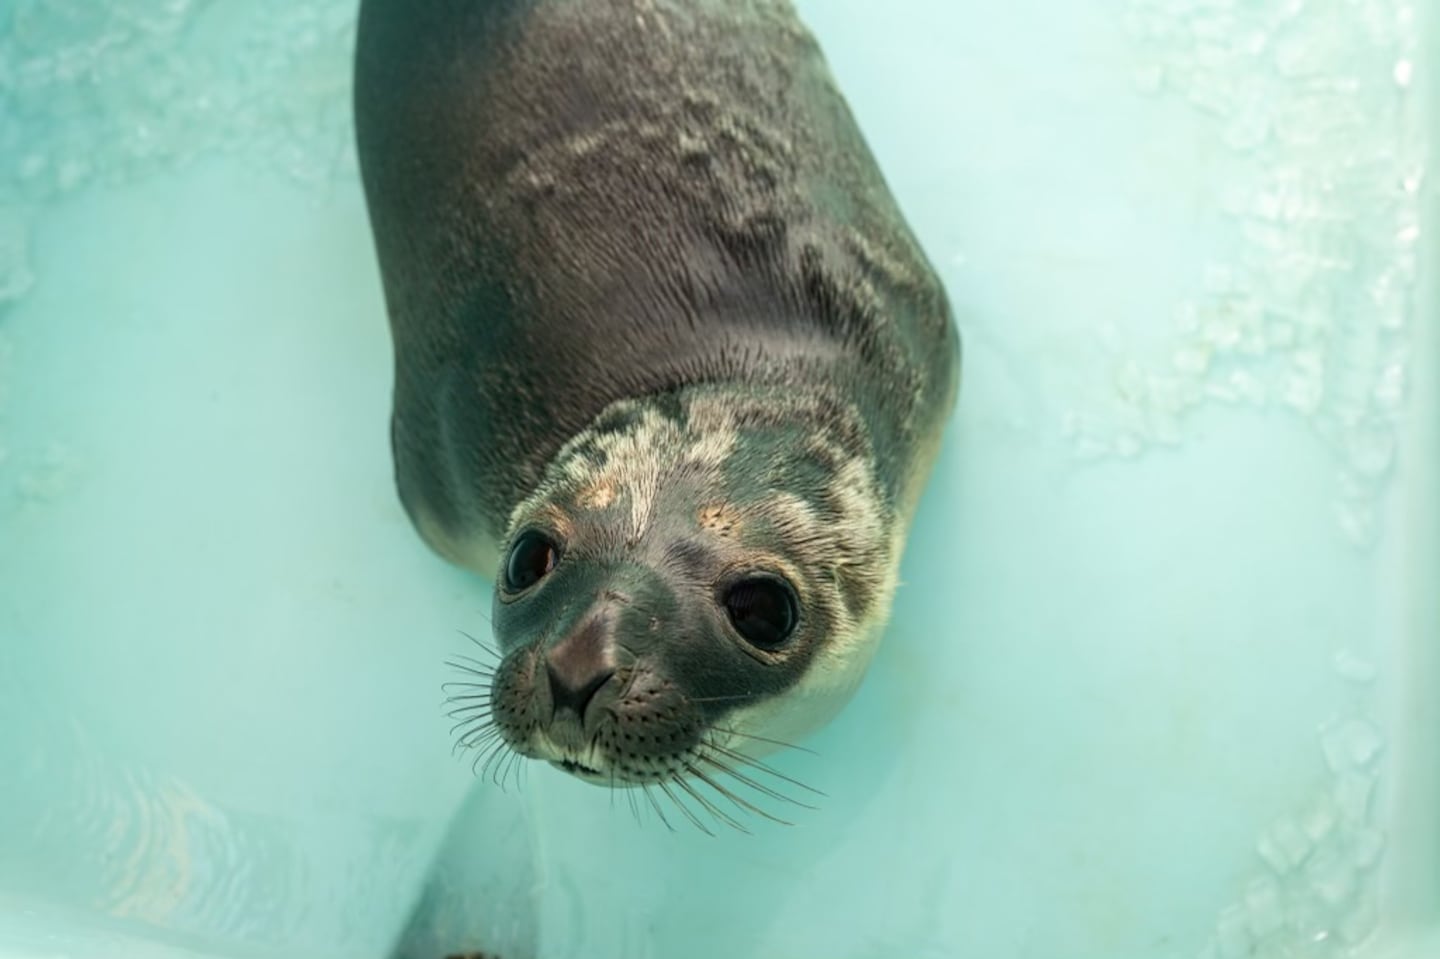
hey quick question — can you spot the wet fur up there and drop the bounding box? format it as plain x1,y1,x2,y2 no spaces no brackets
355,0,961,835
353,0,960,565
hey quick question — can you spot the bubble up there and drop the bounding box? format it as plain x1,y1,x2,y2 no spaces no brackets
1304,844,1356,908
1372,361,1406,408
1319,717,1384,772
1258,817,1312,874
1299,796,1339,844
1331,649,1377,684
1244,877,1285,938
1280,371,1323,415
1333,500,1376,548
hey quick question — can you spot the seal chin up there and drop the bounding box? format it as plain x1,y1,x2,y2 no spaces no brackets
554,758,603,778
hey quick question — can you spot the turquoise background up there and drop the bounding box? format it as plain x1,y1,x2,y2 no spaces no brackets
0,1,1435,957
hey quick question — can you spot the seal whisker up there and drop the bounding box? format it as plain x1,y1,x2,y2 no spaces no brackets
703,741,826,797
448,667,495,682
657,779,714,836
481,741,511,784
682,760,794,828
498,749,524,793
674,769,755,833
453,711,499,735
697,750,820,810
456,724,502,750
446,706,494,724
452,726,495,750
697,753,814,810
683,693,764,705
446,701,493,716
472,739,507,777
625,780,641,826
446,701,494,721
442,688,495,701
641,784,677,833
443,681,494,693
446,656,498,676
492,750,513,792
710,725,819,757
458,627,498,650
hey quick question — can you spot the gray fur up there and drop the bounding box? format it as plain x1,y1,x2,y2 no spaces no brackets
354,0,961,800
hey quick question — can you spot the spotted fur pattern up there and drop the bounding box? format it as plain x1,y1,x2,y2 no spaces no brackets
502,383,900,744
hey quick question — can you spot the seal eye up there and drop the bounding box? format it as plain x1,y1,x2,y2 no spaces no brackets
503,529,559,592
722,575,799,650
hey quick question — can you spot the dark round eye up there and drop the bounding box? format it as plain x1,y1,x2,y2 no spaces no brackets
722,575,799,650
503,529,559,592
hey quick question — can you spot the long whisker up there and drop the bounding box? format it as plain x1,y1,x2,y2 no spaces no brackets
446,656,497,677
514,752,529,792
710,725,819,757
498,749,524,793
657,779,713,836
481,739,511,783
626,780,641,826
446,703,493,719
704,741,826,797
684,693,765,705
457,725,502,751
673,773,750,834
458,627,498,651
473,738,507,777
442,689,495,702
642,784,676,832
682,760,793,827
698,753,813,809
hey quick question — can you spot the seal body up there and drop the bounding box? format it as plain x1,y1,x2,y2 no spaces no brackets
355,0,959,795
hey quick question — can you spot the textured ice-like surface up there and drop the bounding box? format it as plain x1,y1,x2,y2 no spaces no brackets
0,0,1435,958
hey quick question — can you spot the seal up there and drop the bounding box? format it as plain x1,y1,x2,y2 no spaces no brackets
354,0,960,813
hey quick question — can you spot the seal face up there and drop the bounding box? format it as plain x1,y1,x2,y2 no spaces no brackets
354,0,961,800
486,386,899,792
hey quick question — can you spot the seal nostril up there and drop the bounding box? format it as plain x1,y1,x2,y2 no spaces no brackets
546,663,615,719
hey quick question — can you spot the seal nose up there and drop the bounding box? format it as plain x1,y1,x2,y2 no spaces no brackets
544,609,618,720
546,662,615,718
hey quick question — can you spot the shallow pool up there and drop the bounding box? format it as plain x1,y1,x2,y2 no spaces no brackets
0,1,1436,958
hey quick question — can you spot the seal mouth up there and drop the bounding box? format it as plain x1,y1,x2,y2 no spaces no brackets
555,758,602,776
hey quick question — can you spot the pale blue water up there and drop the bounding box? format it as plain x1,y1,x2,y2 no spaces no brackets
0,1,1436,958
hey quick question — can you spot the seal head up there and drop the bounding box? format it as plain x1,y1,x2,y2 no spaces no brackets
486,386,898,788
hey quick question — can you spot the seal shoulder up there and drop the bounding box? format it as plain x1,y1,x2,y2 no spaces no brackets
355,0,959,556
